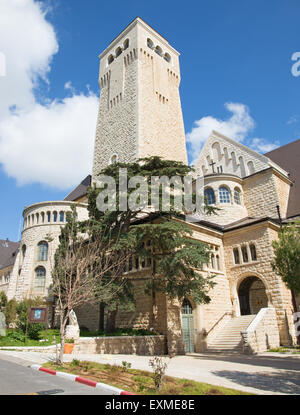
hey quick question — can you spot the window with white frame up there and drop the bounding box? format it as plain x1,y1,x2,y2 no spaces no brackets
37,241,48,261
219,186,231,203
34,267,46,293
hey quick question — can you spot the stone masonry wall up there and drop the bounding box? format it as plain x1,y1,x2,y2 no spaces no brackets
243,170,280,218
242,308,280,354
7,202,88,301
223,222,297,346
73,335,167,355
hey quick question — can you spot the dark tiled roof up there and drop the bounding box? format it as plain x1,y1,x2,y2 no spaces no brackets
0,240,20,270
265,139,300,218
64,175,91,202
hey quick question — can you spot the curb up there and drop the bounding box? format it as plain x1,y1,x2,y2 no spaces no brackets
31,364,135,395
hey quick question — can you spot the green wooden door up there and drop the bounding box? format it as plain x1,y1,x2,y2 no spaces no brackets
181,299,194,353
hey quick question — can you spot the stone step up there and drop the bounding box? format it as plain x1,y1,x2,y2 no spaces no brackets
206,315,256,353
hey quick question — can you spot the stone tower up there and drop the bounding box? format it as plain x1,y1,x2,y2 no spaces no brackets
92,17,188,179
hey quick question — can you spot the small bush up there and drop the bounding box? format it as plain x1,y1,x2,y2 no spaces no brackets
7,330,25,342
121,361,132,372
70,359,80,367
149,356,168,391
0,292,7,312
27,323,45,340
4,299,17,326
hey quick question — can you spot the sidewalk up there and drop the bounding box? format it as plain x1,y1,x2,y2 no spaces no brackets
0,350,299,395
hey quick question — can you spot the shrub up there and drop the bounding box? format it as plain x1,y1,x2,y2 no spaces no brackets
4,299,17,326
70,359,80,367
0,292,7,312
7,330,25,342
27,323,45,340
121,361,132,372
149,356,168,391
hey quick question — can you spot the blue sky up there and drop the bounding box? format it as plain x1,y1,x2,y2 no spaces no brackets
0,0,300,241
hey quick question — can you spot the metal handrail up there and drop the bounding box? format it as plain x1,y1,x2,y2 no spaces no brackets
204,311,232,337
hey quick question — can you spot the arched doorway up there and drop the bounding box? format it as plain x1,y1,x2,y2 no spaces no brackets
181,299,194,353
238,276,268,315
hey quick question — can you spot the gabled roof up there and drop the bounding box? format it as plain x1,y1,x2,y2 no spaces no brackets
64,175,91,202
0,239,20,270
265,139,300,218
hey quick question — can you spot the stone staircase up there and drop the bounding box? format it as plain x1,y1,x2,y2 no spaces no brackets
206,315,256,353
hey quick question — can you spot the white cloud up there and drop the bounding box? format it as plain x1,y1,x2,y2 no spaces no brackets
0,0,99,190
0,93,99,189
250,138,280,153
186,102,280,161
287,115,298,125
186,102,255,160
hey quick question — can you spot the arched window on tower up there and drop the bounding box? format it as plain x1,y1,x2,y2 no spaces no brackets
234,187,242,205
108,54,114,65
53,211,58,222
37,241,48,261
164,53,171,63
204,188,216,205
59,211,64,222
34,267,46,293
219,186,231,203
115,47,122,57
155,46,162,56
147,38,153,49
123,39,129,50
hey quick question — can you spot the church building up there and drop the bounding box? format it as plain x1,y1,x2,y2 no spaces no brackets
3,17,300,354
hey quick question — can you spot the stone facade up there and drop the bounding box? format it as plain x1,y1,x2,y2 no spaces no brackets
241,308,280,354
0,264,13,295
92,17,187,180
223,221,296,346
6,17,299,355
7,201,88,301
73,335,167,355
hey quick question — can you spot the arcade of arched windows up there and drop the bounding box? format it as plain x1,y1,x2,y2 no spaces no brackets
232,243,258,266
23,209,70,229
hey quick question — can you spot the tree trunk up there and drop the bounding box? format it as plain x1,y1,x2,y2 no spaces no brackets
98,302,105,331
58,310,68,365
106,308,118,333
59,323,65,365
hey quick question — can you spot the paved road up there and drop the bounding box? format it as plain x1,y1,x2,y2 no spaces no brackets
0,350,299,395
0,354,110,395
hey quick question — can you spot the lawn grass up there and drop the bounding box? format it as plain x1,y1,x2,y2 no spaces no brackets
267,346,300,354
43,360,253,395
0,329,60,347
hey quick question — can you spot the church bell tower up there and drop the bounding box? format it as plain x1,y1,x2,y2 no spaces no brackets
92,17,188,179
